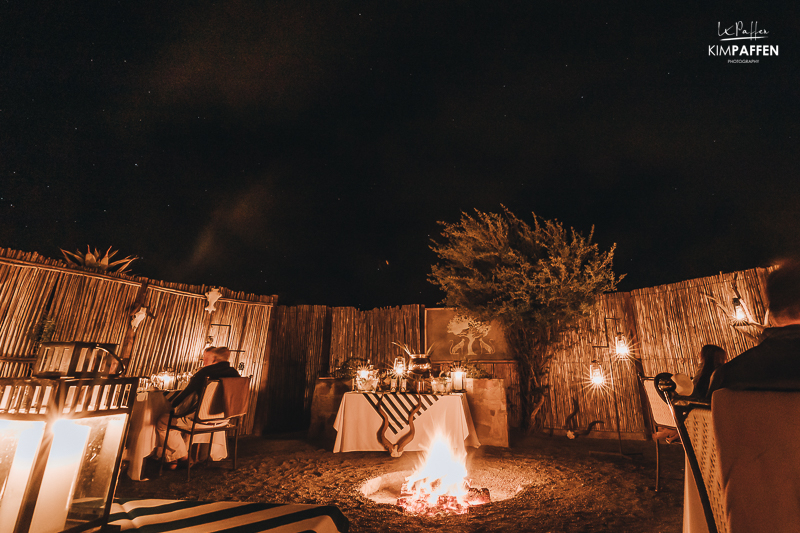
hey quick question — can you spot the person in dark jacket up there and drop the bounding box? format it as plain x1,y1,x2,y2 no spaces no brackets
155,346,240,465
708,258,800,396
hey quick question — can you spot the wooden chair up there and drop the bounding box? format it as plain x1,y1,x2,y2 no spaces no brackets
638,372,679,492
160,376,251,480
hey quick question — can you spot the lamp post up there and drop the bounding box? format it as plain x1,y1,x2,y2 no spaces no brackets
591,319,636,456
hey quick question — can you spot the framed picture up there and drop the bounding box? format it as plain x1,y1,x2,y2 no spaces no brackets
424,308,511,362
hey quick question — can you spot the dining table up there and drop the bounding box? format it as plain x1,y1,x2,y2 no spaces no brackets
123,389,227,481
333,391,480,455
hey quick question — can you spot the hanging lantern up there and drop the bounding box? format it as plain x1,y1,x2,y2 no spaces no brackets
0,376,137,533
589,361,605,386
732,298,747,322
614,335,630,359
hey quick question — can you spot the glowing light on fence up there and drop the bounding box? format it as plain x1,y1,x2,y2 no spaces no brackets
614,335,631,359
732,298,747,322
589,361,605,387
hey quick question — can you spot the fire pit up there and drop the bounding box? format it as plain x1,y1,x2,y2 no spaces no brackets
360,435,527,516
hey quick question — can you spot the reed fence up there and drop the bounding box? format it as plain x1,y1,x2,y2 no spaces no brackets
259,305,329,432
0,247,774,440
328,305,421,373
0,248,276,435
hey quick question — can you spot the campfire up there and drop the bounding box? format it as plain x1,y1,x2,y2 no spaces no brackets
394,434,490,516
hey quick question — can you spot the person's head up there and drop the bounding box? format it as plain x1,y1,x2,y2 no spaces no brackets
699,344,726,370
202,346,231,367
767,258,800,326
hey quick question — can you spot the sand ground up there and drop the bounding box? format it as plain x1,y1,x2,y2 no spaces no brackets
115,432,686,533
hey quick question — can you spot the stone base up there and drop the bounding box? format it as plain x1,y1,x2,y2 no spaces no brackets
465,378,509,447
308,378,350,447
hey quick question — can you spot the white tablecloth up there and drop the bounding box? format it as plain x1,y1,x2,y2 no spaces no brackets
333,392,480,454
123,391,227,480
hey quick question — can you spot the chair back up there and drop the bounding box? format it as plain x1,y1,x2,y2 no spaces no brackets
196,376,251,423
640,375,677,429
682,405,727,533
657,373,725,533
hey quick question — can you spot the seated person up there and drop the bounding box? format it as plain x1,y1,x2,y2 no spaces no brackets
691,344,726,398
708,258,800,395
155,346,240,467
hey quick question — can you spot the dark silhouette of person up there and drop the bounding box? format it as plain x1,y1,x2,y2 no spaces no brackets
692,344,726,398
708,258,800,395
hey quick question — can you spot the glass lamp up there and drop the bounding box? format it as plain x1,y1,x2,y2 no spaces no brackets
733,298,747,322
589,361,605,386
451,367,467,392
614,335,630,359
0,376,137,533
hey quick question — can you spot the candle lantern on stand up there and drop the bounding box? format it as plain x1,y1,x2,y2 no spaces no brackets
0,341,137,533
450,365,467,392
391,358,406,392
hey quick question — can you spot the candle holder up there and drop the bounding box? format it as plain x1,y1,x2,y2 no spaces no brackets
355,366,379,392
0,376,137,533
451,365,467,392
391,358,406,392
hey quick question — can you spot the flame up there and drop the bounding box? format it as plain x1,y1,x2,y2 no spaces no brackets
398,432,478,515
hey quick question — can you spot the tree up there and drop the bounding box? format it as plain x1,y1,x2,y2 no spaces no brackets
429,207,623,431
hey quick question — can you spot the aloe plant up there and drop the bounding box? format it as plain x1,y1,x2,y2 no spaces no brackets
60,245,138,273
391,341,435,357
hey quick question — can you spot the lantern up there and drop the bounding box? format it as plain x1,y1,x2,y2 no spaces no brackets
151,369,176,390
732,298,747,322
614,335,630,359
589,361,605,386
451,366,466,392
0,376,136,533
393,358,406,377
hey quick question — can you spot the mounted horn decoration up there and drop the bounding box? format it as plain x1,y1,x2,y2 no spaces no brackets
204,287,222,314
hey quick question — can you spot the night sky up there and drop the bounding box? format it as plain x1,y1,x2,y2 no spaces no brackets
2,1,799,308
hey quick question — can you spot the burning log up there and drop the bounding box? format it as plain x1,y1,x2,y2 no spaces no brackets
465,487,491,506
397,482,491,516
392,432,491,515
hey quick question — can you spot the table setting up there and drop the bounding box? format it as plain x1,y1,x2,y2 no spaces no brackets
333,348,480,456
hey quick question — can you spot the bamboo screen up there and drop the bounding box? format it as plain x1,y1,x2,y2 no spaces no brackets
261,305,329,432
0,247,775,438
328,304,421,373
538,269,768,437
0,249,276,434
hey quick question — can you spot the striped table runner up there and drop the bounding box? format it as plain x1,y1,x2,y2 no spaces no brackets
362,392,440,435
108,499,349,533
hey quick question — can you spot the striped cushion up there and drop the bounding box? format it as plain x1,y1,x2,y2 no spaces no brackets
108,499,349,533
